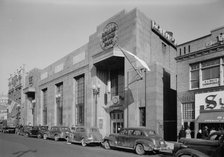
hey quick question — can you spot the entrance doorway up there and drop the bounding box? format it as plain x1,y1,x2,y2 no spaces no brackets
110,110,124,133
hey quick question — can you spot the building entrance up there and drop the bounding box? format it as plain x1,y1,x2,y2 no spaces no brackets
110,110,124,133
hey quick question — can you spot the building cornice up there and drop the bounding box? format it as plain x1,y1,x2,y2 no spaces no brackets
175,43,224,62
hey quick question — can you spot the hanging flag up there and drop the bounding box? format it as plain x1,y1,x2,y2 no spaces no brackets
118,46,150,71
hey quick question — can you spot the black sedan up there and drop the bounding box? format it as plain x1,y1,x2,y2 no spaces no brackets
173,131,224,157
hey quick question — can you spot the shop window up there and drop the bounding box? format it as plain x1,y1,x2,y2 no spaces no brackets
56,82,63,125
139,107,146,126
190,63,199,89
201,59,220,87
75,75,85,126
179,48,182,56
110,70,124,98
188,45,191,53
223,58,224,84
184,47,186,54
202,66,219,80
29,76,33,86
182,103,195,120
42,88,47,125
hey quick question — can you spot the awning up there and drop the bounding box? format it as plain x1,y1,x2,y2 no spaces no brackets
196,110,224,123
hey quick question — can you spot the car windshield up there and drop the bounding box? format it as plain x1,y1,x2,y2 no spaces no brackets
40,126,48,130
61,127,70,131
90,128,98,132
145,130,156,136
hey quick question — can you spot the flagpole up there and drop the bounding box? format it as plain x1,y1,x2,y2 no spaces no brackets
117,45,143,79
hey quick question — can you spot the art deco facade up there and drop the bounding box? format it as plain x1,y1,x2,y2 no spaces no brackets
176,26,224,137
22,9,178,140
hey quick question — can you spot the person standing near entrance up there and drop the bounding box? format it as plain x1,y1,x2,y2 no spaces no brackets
196,129,203,139
202,126,209,139
185,127,191,139
178,126,186,140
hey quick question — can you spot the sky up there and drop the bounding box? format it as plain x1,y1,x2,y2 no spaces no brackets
0,0,224,95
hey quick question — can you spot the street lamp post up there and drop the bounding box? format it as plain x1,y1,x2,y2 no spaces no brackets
92,84,100,127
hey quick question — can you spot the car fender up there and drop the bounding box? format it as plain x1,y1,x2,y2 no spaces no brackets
173,142,188,154
103,135,114,142
134,139,154,151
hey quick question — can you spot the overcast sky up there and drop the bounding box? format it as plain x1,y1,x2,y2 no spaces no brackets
0,0,224,95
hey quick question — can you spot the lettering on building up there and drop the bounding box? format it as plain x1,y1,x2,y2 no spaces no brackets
100,22,118,50
151,20,177,47
195,91,224,118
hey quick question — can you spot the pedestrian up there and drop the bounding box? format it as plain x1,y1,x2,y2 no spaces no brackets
196,129,202,139
185,127,191,139
202,126,209,139
210,127,216,135
178,126,186,139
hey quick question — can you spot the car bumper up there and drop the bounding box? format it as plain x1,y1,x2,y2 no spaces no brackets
85,138,102,144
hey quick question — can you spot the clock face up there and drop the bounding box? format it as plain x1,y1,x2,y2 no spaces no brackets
100,22,118,50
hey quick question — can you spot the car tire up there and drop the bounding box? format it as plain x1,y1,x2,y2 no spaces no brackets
37,134,42,139
103,140,110,150
43,134,47,140
175,148,210,157
135,144,145,155
81,139,87,147
54,135,59,141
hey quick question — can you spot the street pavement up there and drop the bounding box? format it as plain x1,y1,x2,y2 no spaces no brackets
0,133,173,157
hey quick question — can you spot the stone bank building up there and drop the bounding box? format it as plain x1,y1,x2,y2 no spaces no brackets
24,9,178,140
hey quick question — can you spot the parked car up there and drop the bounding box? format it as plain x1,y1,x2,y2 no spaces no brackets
2,126,16,133
173,131,224,157
22,126,39,137
36,125,49,138
102,127,168,155
67,126,103,146
43,126,71,141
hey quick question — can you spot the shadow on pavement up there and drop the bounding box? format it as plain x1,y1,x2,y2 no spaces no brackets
12,149,37,157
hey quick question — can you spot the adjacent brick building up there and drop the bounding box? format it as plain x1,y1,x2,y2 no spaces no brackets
176,26,224,137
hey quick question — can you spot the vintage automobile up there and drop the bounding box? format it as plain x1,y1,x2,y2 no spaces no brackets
2,126,16,133
17,125,48,138
43,126,71,141
173,131,224,157
102,127,168,155
36,125,49,138
67,126,103,147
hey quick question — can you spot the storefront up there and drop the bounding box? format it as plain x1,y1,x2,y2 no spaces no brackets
195,91,224,135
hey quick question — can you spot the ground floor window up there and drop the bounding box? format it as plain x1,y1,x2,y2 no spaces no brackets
111,110,124,133
75,75,85,126
42,88,47,125
183,103,195,120
139,107,146,126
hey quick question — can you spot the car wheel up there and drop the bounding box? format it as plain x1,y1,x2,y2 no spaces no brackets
37,134,42,139
81,139,87,147
54,135,59,141
175,148,210,157
103,140,110,149
135,144,145,155
43,134,47,140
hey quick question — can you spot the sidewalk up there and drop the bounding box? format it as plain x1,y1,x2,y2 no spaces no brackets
0,139,36,157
